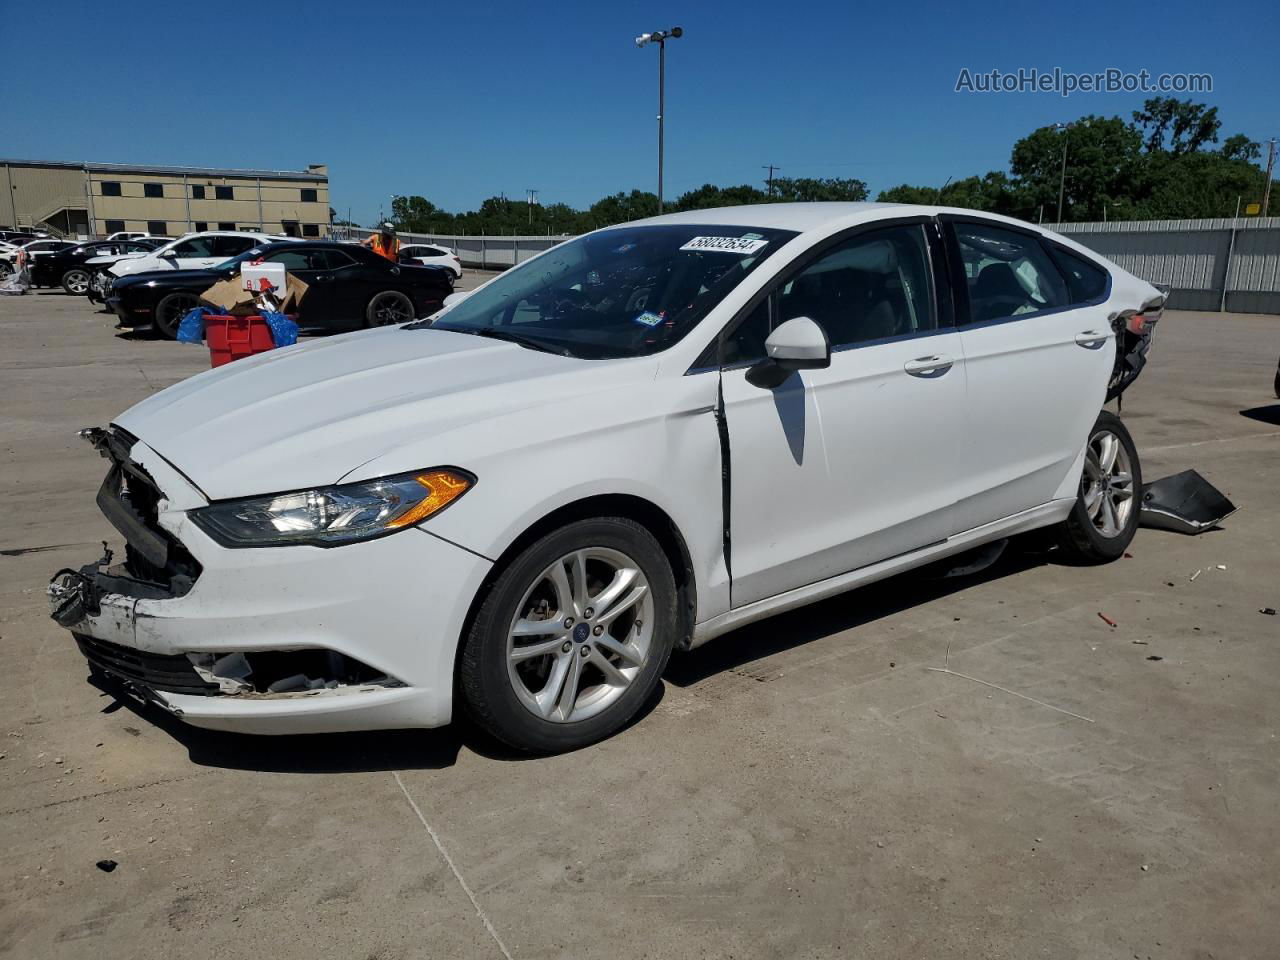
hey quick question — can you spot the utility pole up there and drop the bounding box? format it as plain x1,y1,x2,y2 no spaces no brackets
1054,121,1072,224
1262,138,1277,217
762,164,781,197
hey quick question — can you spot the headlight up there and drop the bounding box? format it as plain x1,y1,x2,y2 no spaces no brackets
191,468,474,547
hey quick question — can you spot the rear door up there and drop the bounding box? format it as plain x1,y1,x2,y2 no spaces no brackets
719,219,968,606
168,235,222,270
942,216,1113,531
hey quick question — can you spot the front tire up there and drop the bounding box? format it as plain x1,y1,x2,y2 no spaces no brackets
154,292,200,340
365,290,415,327
459,517,677,753
1053,410,1142,563
62,268,90,295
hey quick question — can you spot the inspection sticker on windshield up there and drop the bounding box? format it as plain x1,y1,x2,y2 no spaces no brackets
633,310,665,327
680,236,769,255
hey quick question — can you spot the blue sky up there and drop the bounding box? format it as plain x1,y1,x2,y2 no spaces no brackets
6,0,1275,224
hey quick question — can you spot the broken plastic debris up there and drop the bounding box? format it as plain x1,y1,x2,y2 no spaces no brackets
1146,655,1163,661
1139,470,1238,535
1098,612,1118,628
95,859,118,873
266,674,310,694
1190,569,1202,582
1261,608,1277,616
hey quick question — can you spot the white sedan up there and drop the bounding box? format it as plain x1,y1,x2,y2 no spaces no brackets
400,242,463,279
49,203,1161,752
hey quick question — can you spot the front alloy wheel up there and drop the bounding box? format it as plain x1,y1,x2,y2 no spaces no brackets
506,548,655,723
62,268,91,295
366,290,415,326
459,517,677,752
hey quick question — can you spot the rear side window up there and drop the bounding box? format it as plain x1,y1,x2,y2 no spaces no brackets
172,236,217,257
214,235,258,257
264,249,313,270
1050,246,1109,303
315,249,356,270
952,222,1068,322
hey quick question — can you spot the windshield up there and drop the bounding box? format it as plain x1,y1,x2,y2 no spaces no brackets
414,224,796,359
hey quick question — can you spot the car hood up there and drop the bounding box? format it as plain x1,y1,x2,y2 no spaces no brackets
111,255,176,278
115,327,655,500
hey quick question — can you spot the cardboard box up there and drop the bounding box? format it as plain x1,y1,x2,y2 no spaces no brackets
201,271,308,316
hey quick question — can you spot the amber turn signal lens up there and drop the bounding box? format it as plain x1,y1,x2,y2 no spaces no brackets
386,470,473,529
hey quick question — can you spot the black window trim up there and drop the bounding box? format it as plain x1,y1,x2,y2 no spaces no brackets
1042,239,1113,310
688,214,948,374
938,213,1112,330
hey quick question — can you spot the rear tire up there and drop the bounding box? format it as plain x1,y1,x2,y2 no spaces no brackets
458,517,677,753
62,268,90,295
365,290,415,327
1053,410,1142,564
154,292,200,340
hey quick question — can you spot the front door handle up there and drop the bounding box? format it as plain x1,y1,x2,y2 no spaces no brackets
904,355,954,378
1074,331,1107,349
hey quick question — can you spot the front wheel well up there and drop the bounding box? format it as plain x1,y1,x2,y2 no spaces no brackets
455,495,698,682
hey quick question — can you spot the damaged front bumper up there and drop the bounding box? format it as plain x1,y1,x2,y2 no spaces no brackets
48,428,493,734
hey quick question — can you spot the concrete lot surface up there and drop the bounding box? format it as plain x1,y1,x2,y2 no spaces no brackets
1,289,1278,959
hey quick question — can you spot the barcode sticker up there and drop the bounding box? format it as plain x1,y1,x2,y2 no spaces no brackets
679,236,769,255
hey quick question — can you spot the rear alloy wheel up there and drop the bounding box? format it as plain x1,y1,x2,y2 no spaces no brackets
154,292,200,340
0,261,12,279
365,290,415,327
61,268,90,295
459,518,677,753
1053,410,1142,563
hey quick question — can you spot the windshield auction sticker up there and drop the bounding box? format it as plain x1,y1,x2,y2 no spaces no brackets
679,236,769,255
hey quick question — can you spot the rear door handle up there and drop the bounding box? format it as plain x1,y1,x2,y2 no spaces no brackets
1074,331,1107,349
904,355,954,378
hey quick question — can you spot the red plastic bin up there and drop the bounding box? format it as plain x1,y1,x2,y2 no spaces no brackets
203,314,276,367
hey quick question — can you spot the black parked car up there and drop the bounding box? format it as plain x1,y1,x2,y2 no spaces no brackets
31,238,166,294
107,241,456,338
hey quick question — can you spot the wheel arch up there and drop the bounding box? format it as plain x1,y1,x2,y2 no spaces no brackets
452,492,698,688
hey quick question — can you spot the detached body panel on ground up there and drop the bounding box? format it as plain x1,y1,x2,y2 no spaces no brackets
49,203,1163,746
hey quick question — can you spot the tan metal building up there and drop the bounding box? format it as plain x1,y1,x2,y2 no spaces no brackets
0,159,330,239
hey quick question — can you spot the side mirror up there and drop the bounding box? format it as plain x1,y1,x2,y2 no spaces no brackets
442,289,473,309
159,249,178,258
746,316,830,388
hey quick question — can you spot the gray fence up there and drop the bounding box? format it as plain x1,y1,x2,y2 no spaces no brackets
1046,217,1280,314
337,217,1280,314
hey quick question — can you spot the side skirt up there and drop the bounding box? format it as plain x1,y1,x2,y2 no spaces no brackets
689,499,1073,648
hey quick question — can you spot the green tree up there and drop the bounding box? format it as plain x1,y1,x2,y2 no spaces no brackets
1131,97,1221,154
771,176,868,202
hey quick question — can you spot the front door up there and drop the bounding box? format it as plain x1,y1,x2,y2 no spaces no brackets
941,217,1114,531
720,221,968,608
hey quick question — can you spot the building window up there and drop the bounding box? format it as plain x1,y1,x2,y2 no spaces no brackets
217,222,235,231
282,220,300,237
194,222,208,232
302,223,321,237
215,185,234,200
104,219,126,234
191,184,206,199
147,221,168,236
100,182,122,197
301,188,318,203
144,183,164,198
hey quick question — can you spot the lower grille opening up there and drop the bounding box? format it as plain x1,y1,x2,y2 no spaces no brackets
76,634,218,695
188,649,398,695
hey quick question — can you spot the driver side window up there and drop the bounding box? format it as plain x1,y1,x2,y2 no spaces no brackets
720,224,936,365
171,237,217,258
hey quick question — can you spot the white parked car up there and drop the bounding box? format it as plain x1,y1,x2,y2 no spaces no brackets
400,243,463,279
105,231,152,241
1,238,75,277
107,230,294,279
49,203,1162,752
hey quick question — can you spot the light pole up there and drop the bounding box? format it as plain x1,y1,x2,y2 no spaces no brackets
1054,122,1073,223
635,26,683,213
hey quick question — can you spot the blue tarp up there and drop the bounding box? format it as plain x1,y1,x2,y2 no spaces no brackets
176,307,299,348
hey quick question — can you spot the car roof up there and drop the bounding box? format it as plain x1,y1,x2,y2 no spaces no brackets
628,201,1064,240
